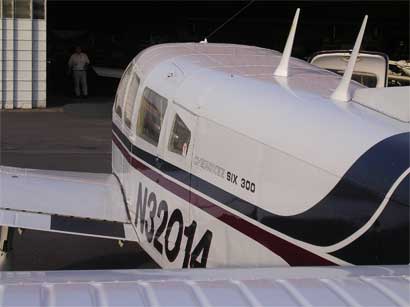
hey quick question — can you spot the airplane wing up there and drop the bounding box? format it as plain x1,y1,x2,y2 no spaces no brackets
353,86,410,122
92,66,124,79
0,265,408,306
0,166,137,241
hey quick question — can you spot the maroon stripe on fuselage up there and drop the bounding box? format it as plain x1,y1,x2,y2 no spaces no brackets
112,131,336,266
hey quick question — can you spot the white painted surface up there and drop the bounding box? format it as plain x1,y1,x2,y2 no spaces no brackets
107,43,410,269
1,39,14,51
0,166,128,223
0,266,407,307
354,86,410,122
14,30,32,41
133,43,408,179
93,66,124,78
32,19,46,30
32,70,46,80
14,19,32,30
33,80,46,91
14,90,32,102
1,42,408,271
1,11,46,109
32,30,46,41
15,60,32,71
274,8,300,77
33,50,46,60
12,50,32,61
32,39,46,51
14,70,32,81
331,15,368,102
32,60,46,71
3,60,14,72
15,39,32,50
311,52,388,88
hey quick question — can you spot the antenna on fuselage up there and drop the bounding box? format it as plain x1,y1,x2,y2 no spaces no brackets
331,15,368,102
273,8,300,77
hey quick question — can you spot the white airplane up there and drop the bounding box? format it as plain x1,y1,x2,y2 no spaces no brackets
0,12,409,270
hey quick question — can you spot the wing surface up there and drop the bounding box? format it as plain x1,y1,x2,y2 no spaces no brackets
0,265,408,306
92,66,124,78
0,166,137,240
353,86,410,122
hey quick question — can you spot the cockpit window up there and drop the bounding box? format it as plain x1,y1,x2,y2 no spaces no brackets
114,64,132,118
168,114,191,156
136,88,168,146
124,74,140,128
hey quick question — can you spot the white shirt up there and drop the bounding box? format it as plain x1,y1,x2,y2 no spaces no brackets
68,53,90,71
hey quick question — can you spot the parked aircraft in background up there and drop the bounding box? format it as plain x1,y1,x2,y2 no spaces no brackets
388,60,410,86
309,50,389,88
309,51,410,88
0,12,409,269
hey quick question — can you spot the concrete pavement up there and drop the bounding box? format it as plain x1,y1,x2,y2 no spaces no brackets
0,103,157,270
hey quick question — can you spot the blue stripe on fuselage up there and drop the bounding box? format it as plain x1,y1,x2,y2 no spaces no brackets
113,123,409,247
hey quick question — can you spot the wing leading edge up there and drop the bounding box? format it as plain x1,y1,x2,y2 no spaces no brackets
0,166,137,241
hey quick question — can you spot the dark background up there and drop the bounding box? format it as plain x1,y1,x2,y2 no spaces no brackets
46,1,409,100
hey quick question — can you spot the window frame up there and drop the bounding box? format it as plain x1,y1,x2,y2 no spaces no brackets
123,73,140,129
168,113,191,157
162,104,197,170
134,86,169,149
113,63,133,119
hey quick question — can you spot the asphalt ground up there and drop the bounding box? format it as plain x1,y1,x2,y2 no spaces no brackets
0,99,158,270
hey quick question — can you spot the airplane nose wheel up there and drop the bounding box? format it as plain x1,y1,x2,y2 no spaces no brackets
0,227,14,270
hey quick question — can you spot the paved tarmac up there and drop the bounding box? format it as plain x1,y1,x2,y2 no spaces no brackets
0,100,158,270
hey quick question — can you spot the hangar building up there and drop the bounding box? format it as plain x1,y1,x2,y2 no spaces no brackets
1,0,46,109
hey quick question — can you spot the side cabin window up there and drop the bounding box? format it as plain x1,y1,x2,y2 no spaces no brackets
136,88,168,146
124,74,140,128
114,65,132,118
169,114,191,156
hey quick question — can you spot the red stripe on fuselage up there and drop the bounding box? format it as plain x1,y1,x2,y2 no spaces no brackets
112,131,335,266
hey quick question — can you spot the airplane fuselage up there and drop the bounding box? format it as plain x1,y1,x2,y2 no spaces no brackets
112,43,410,268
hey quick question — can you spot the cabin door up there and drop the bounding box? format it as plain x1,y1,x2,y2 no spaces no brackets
159,104,197,176
158,103,198,267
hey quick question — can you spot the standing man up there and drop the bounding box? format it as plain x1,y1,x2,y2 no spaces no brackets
68,46,90,98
